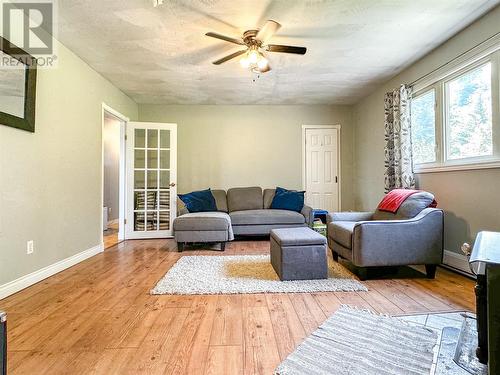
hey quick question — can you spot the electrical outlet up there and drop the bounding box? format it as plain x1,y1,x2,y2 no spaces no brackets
27,240,34,255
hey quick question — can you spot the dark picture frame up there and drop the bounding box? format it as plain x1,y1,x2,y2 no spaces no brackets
0,36,37,133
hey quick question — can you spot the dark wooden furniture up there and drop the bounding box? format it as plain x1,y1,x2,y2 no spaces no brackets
469,231,500,374
0,311,5,375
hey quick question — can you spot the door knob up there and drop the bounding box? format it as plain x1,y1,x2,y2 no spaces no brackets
169,182,176,187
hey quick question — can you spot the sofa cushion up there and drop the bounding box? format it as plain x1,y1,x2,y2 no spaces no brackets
230,209,305,226
271,187,305,212
271,227,326,246
227,187,263,212
263,189,275,209
329,221,357,249
373,191,435,220
211,189,228,212
178,189,217,213
173,212,231,231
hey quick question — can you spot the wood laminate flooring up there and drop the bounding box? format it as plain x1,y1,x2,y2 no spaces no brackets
1,239,476,374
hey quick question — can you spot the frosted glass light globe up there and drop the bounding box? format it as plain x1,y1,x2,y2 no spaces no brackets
240,56,250,68
248,50,260,64
257,57,268,70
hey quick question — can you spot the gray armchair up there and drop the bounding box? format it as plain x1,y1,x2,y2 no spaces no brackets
327,192,443,280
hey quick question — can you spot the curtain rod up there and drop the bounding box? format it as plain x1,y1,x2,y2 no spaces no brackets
408,31,500,87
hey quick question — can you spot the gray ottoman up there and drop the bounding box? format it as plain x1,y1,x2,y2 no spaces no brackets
270,227,328,281
173,212,234,251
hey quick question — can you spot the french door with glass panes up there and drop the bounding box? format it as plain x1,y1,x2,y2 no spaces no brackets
125,122,177,239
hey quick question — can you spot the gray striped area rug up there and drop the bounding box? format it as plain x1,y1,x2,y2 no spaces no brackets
275,306,438,375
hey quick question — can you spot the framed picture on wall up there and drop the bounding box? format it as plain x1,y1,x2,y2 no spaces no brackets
0,36,37,133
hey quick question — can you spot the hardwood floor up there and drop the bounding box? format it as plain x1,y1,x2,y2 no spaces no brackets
1,239,475,375
103,222,121,250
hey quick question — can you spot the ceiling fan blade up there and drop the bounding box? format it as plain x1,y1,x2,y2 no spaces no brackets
266,44,307,55
256,20,281,42
205,32,245,45
212,49,247,65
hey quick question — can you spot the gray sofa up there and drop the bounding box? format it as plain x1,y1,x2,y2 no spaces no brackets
174,186,313,251
327,191,443,280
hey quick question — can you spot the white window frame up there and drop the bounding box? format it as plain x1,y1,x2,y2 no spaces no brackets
412,37,500,173
411,86,440,168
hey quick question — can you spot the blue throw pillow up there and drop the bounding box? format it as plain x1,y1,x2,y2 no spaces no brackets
270,187,305,212
178,189,217,213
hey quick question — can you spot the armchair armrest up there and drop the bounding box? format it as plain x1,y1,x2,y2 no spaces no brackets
327,211,374,223
352,208,444,267
301,205,314,226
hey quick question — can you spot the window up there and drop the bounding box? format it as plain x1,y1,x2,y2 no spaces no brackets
411,89,436,164
411,47,500,172
446,63,492,160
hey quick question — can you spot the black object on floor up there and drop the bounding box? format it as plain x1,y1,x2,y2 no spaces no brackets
1,311,6,375
312,209,328,224
468,231,500,374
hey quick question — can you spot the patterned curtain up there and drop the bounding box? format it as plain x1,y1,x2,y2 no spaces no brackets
384,84,415,192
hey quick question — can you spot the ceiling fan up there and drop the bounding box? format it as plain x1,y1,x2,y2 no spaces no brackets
205,20,307,73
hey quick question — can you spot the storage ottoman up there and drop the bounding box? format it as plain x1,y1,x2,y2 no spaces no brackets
270,227,328,281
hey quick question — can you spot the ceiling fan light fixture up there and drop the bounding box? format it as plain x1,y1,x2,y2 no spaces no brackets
247,48,260,64
206,20,306,75
239,54,250,68
257,56,268,70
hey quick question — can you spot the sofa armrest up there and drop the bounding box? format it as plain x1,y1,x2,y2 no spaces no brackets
352,208,444,267
301,205,314,226
327,211,374,223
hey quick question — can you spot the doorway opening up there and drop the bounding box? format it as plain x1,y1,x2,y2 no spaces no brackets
102,104,128,249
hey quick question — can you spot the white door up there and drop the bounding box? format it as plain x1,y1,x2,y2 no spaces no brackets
125,122,177,239
304,127,340,212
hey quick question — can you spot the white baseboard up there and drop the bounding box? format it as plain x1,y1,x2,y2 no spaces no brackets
0,243,103,300
443,250,473,276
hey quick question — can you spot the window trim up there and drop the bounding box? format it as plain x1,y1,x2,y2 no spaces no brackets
412,47,500,174
414,160,500,174
443,59,494,163
411,87,438,166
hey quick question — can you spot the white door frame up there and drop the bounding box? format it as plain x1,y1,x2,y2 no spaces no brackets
101,103,129,243
301,124,342,211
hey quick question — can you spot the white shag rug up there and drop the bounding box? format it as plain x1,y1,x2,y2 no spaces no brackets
275,306,438,375
151,255,367,295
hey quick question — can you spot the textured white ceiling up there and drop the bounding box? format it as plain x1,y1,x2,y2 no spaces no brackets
56,0,499,105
